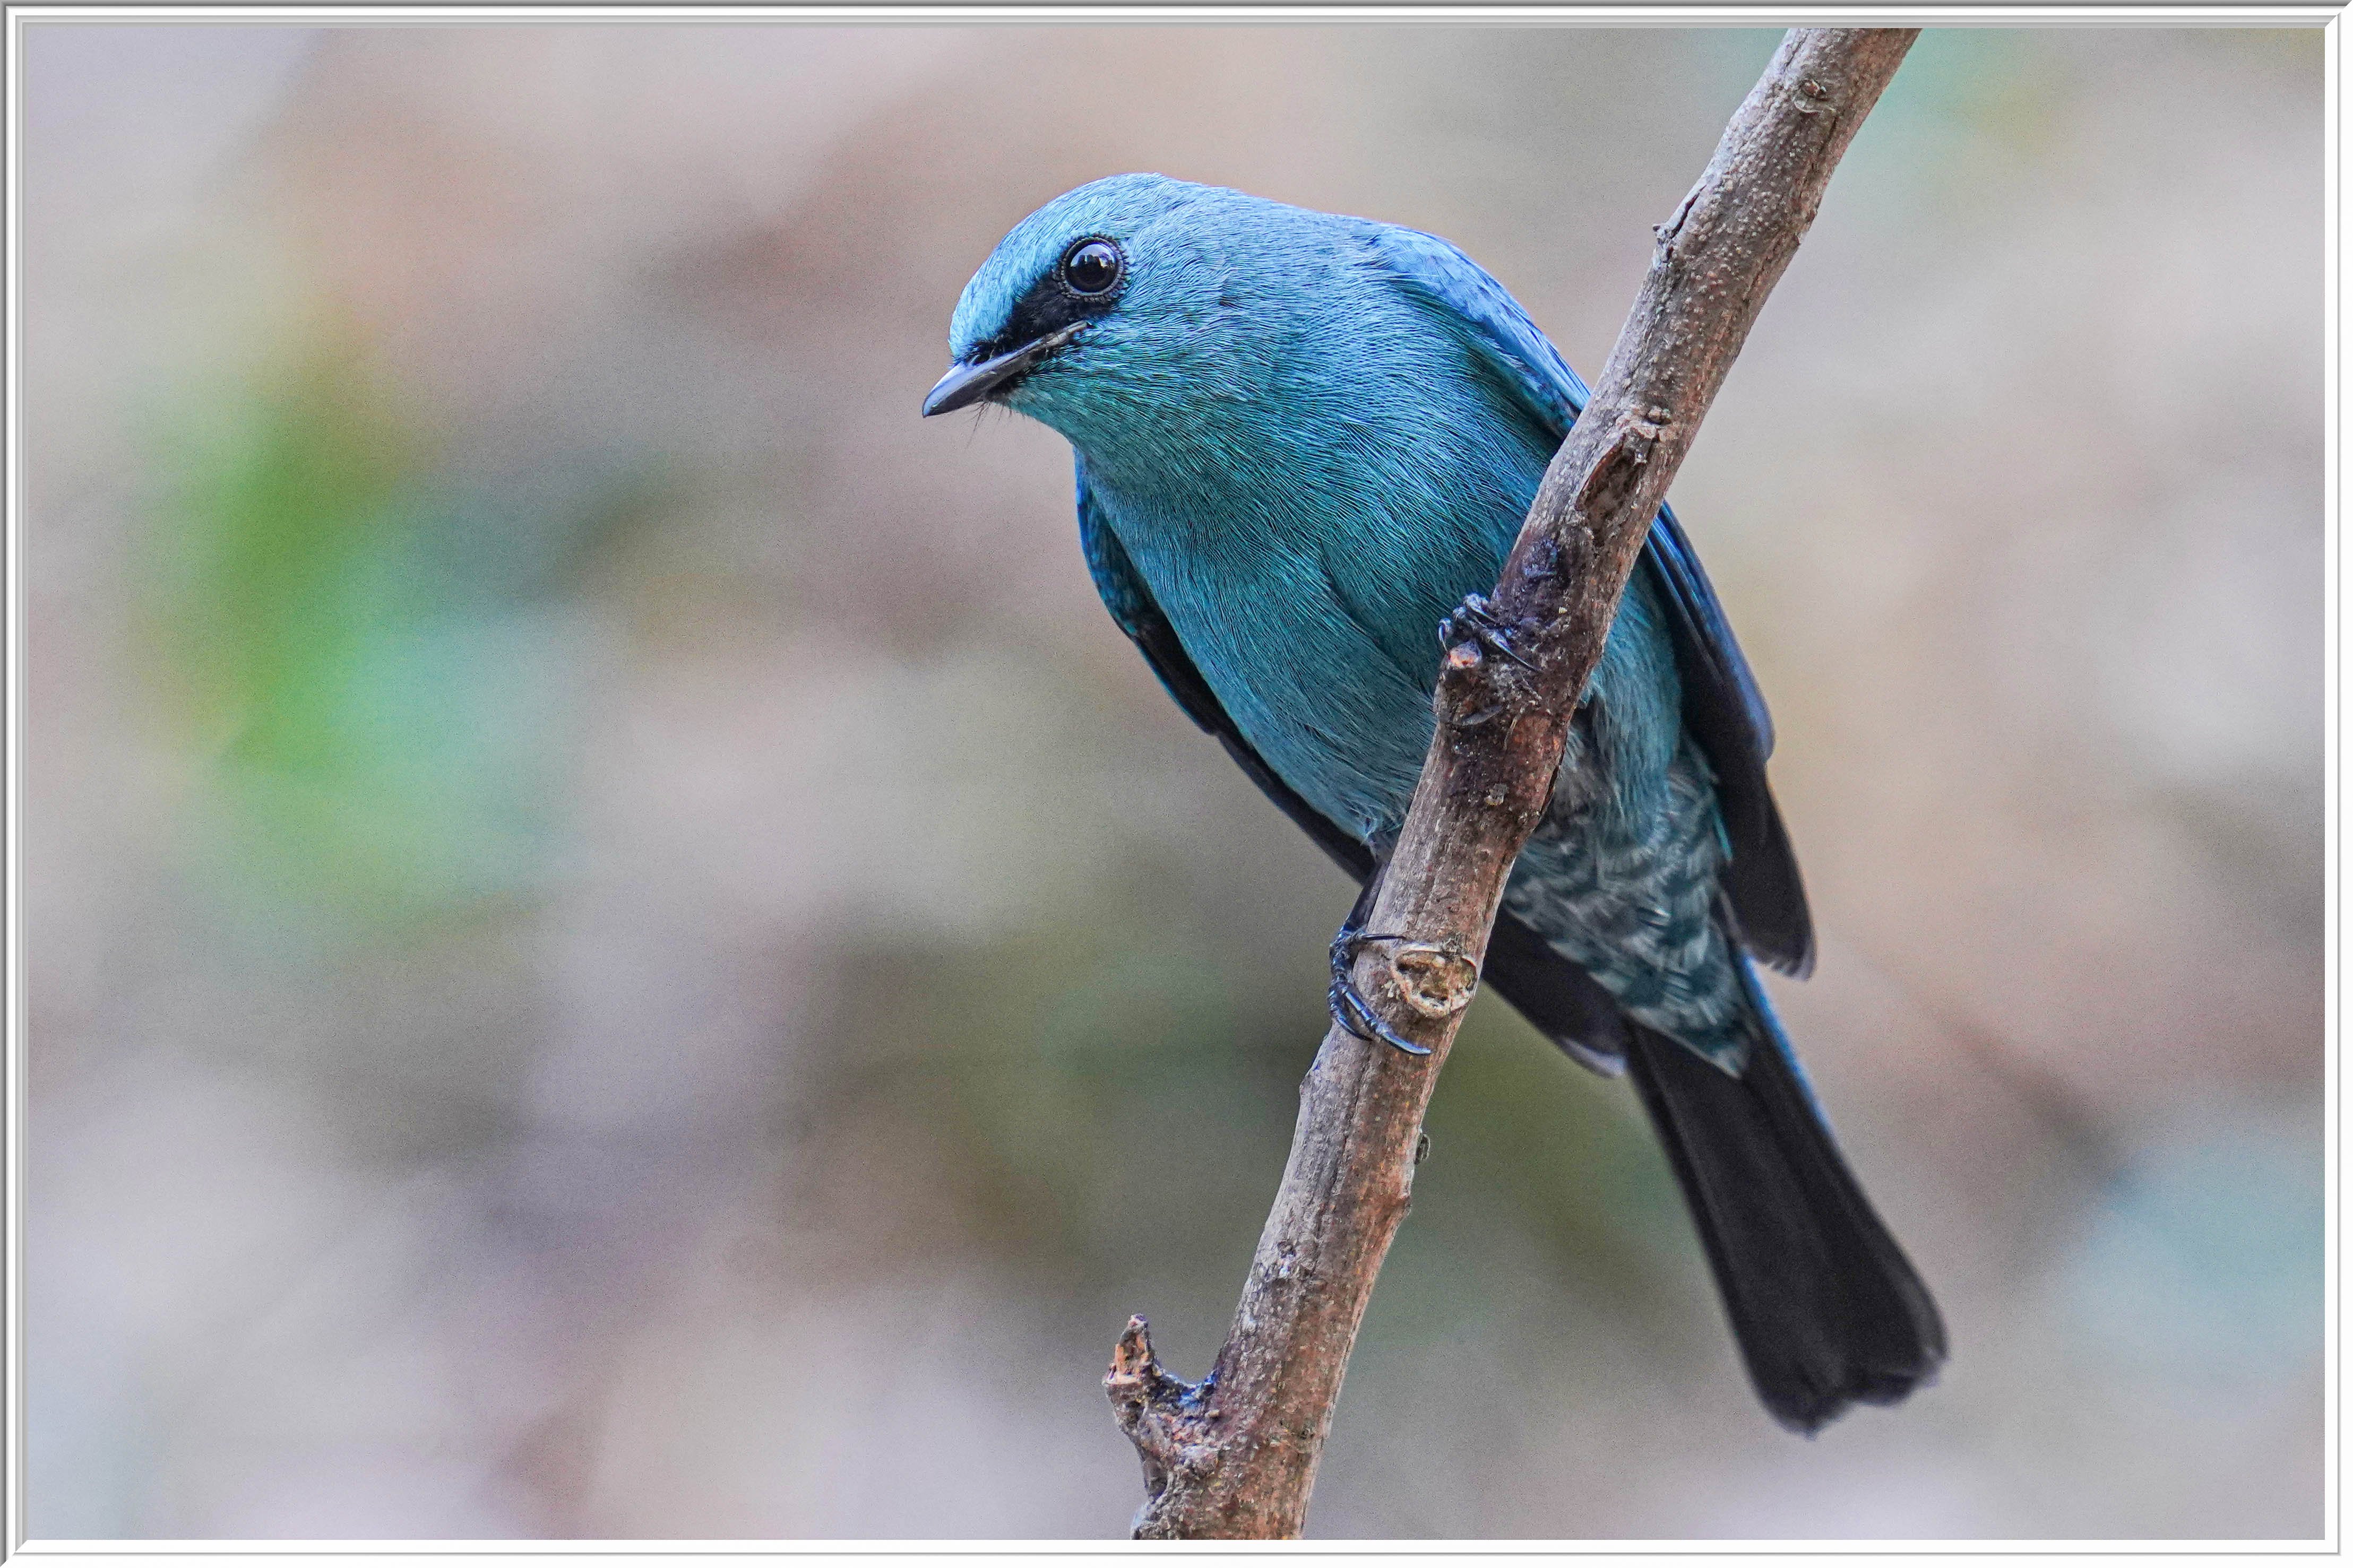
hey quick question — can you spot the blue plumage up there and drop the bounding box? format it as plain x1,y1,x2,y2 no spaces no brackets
928,174,1943,1433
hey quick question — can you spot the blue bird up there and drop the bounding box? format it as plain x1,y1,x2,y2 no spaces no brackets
925,174,1944,1433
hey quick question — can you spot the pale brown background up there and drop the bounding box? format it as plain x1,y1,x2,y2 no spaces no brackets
24,22,2323,1539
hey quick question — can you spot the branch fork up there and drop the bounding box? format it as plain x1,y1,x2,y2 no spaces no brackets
1105,1317,1220,1518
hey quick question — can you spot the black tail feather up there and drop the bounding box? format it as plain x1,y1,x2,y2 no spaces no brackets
1622,1022,1947,1434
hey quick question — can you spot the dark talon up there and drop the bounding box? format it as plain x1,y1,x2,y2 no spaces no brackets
1328,923,1434,1057
1436,592,1539,670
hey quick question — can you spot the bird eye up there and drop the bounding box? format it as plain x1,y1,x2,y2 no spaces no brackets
1061,238,1123,297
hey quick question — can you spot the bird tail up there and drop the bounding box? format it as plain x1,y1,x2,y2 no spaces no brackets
1620,974,1947,1435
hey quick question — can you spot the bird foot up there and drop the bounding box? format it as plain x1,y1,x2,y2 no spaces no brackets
1436,592,1538,670
1328,923,1432,1056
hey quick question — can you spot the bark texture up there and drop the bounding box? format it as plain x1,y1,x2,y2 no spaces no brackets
1105,28,1919,1539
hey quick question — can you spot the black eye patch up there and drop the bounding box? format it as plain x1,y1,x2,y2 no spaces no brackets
970,235,1127,362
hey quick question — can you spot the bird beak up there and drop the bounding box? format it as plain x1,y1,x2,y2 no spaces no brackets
922,323,1085,417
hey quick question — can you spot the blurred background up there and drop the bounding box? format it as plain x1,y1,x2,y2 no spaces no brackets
21,22,2323,1541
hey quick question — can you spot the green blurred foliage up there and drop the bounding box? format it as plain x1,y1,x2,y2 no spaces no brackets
1415,1002,1695,1324
151,336,658,938
817,879,1699,1365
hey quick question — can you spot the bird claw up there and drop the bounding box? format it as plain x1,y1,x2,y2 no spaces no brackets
1437,593,1538,670
1328,924,1433,1057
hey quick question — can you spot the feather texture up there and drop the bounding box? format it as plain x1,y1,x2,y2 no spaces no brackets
939,174,1941,1430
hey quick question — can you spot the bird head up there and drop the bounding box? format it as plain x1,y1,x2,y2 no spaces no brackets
923,174,1275,441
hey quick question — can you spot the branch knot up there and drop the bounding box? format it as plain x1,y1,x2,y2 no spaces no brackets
1386,943,1480,1020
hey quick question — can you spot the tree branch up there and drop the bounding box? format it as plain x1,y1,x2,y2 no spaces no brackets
1105,28,1919,1539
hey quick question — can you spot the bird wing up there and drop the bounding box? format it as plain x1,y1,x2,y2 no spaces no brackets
1363,222,1814,976
1077,456,1634,1067
1077,458,1374,883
